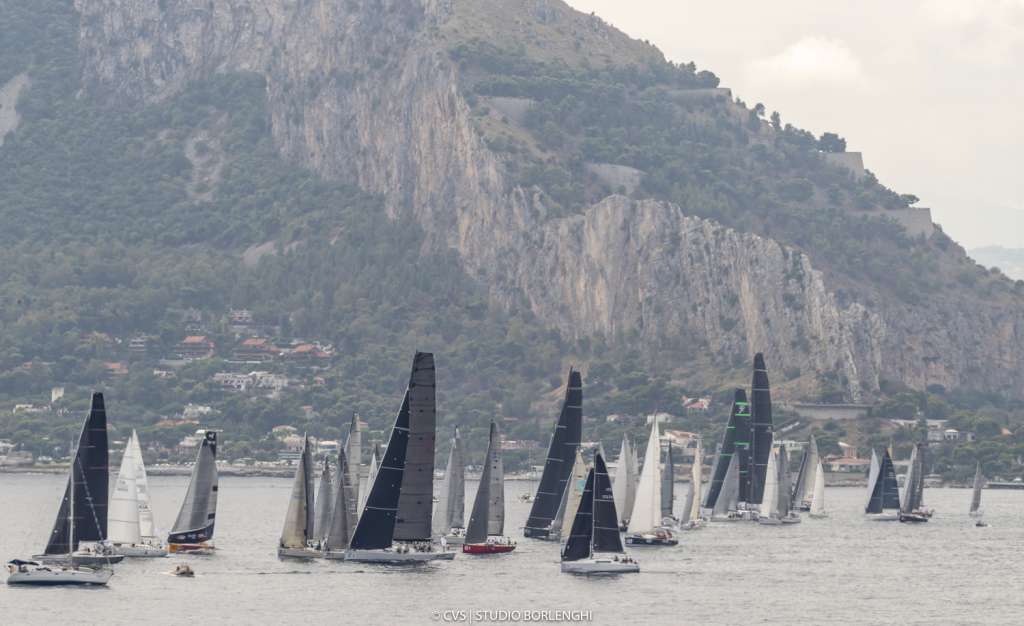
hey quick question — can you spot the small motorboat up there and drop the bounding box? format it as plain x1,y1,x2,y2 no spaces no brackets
173,564,195,577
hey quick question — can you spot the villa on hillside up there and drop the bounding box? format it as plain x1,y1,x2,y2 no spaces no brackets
174,335,215,360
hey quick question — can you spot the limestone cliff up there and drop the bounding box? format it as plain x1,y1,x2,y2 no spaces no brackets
73,0,1024,400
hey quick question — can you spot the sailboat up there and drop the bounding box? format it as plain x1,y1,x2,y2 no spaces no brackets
776,446,801,523
550,449,587,541
749,353,774,512
560,453,639,574
360,444,380,515
322,445,356,559
9,393,116,585
757,447,783,525
791,435,820,512
312,456,334,546
704,389,755,520
611,434,638,532
109,430,167,556
899,442,932,523
625,420,677,546
463,422,516,554
278,436,320,558
680,440,705,530
711,454,741,521
661,440,676,526
345,352,454,563
524,368,583,540
864,448,900,521
346,413,362,510
168,430,219,553
808,460,828,519
969,462,987,527
433,428,466,545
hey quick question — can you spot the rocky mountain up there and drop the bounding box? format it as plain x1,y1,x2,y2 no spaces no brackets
3,0,1022,415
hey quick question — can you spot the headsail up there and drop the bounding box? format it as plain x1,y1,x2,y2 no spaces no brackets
45,392,109,555
969,462,985,515
129,430,158,540
325,445,354,551
168,430,218,545
866,448,900,513
661,440,675,521
280,437,315,549
393,352,437,541
433,428,465,536
628,419,663,533
809,460,826,516
792,435,819,510
346,413,362,510
560,468,594,562
109,435,141,545
611,435,636,528
313,456,334,543
592,453,625,554
525,368,583,538
713,454,740,517
704,389,747,510
552,449,587,539
776,446,792,517
466,421,505,543
760,447,779,519
360,445,380,516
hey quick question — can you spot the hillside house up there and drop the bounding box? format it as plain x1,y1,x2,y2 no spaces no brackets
175,335,215,360
232,337,280,362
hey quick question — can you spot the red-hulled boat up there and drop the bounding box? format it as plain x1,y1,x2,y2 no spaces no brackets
462,422,516,556
462,538,516,555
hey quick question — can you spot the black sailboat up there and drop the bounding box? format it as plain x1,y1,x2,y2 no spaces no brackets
703,389,749,514
463,421,515,554
345,352,453,562
560,453,638,574
524,368,583,540
865,448,901,520
168,431,219,551
749,353,774,505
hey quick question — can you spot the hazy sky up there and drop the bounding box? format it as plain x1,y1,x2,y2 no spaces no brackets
567,0,1023,249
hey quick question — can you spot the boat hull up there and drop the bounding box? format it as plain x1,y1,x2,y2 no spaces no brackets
898,513,929,523
624,534,678,546
168,543,215,555
7,564,112,586
34,553,124,566
343,548,456,563
780,515,802,525
757,517,783,526
112,543,168,557
277,547,322,559
865,513,899,522
462,542,516,555
561,558,639,575
444,534,466,546
808,512,830,519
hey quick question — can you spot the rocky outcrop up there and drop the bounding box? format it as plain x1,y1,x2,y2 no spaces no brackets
73,0,1024,399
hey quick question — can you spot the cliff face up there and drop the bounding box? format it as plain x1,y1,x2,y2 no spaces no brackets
74,0,1024,400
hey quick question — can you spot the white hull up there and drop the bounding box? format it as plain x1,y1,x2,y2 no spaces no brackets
866,513,900,522
112,543,167,557
322,550,347,560
34,553,123,566
757,517,782,526
444,534,465,546
781,515,802,525
561,558,639,575
7,565,112,586
344,548,456,563
278,547,322,559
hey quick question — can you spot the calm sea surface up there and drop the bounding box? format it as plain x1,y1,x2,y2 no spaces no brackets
2,474,1022,625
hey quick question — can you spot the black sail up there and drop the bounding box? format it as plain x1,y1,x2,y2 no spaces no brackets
394,352,437,541
168,431,218,544
734,390,753,503
560,468,595,562
704,389,747,510
591,452,624,554
749,353,774,504
349,392,411,550
868,448,901,513
661,440,674,520
45,392,109,554
525,368,583,538
466,421,503,544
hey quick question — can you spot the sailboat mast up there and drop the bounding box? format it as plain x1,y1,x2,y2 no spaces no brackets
69,439,75,558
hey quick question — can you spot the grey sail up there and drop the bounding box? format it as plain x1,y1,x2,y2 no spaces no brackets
466,421,504,543
791,435,819,509
313,456,334,542
346,413,362,510
433,428,465,535
661,440,675,520
713,454,739,517
776,446,792,517
393,351,437,541
325,445,354,551
702,444,722,510
168,431,218,544
970,462,985,515
280,437,315,549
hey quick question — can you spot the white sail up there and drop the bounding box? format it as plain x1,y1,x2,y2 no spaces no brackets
627,420,663,533
688,442,703,522
612,435,632,526
865,449,880,509
280,440,313,549
900,445,918,513
760,447,779,519
109,438,142,544
128,431,158,540
970,462,985,516
713,454,739,516
559,449,588,537
810,460,826,516
360,448,379,516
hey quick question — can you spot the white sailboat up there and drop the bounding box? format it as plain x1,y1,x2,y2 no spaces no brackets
625,421,677,546
279,436,320,558
680,440,705,530
433,428,466,545
110,431,167,557
970,462,988,527
758,447,782,525
611,435,637,531
808,460,828,519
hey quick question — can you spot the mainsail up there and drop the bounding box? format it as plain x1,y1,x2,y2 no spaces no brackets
592,453,625,554
465,421,505,544
525,368,583,538
325,445,354,551
901,443,926,514
760,447,779,519
433,428,465,536
561,467,595,562
393,351,437,542
552,449,587,539
129,430,158,540
628,420,663,533
346,413,362,510
109,434,141,545
611,435,636,527
313,456,334,543
713,454,740,517
45,392,109,555
791,435,820,510
168,431,218,545
809,460,826,516
661,440,675,521
349,393,411,550
750,353,774,505
865,448,900,514
969,462,985,515
704,389,748,510
280,437,315,549
360,445,380,515
681,441,703,524
776,446,792,517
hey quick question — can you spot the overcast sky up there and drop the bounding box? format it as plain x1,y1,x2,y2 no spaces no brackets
567,0,1023,250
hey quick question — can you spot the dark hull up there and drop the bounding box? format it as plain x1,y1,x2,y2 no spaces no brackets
624,535,678,547
898,513,929,523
